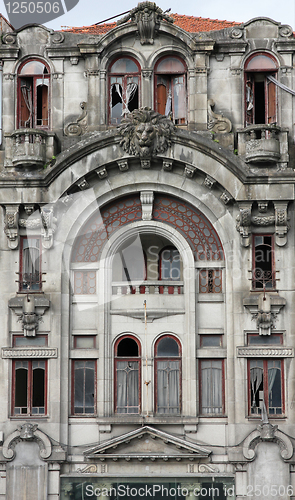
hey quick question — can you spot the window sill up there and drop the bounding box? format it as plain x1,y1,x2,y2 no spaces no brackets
247,415,286,420
70,349,99,359
198,294,224,302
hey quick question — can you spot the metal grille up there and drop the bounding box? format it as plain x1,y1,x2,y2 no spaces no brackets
199,269,222,293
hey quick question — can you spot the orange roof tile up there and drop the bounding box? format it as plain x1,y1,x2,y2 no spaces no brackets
62,13,240,34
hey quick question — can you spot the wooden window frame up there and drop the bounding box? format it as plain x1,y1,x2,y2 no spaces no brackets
154,55,187,125
71,359,97,416
17,59,50,130
244,52,278,126
199,359,225,416
252,234,275,290
154,335,182,415
108,56,141,125
114,335,141,414
12,359,47,416
248,358,285,417
19,235,42,293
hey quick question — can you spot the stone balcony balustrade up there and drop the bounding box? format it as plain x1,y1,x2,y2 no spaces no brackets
112,280,184,296
237,125,289,167
4,128,57,168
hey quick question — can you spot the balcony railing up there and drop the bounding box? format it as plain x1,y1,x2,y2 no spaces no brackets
112,280,184,296
252,269,276,290
4,129,57,168
237,125,289,167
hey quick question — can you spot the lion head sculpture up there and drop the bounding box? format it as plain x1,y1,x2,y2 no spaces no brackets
118,108,176,158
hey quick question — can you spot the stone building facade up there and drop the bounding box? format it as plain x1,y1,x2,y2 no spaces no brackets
0,3,295,499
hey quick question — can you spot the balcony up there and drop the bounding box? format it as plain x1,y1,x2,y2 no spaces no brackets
237,125,289,167
111,280,185,320
4,129,57,168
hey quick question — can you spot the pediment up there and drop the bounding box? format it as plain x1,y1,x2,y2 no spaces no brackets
84,426,211,461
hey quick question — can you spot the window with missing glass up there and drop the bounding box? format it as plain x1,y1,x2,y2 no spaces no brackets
155,335,181,414
114,336,141,414
109,57,140,125
248,358,284,416
155,56,187,124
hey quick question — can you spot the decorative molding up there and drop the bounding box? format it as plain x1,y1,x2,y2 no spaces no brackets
23,204,35,215
231,28,243,39
237,346,293,358
208,99,232,133
243,424,293,461
77,464,98,473
220,190,232,205
117,2,174,44
70,57,79,65
96,167,108,179
118,107,175,158
64,102,87,136
142,69,153,79
110,308,184,322
2,347,57,358
2,33,17,44
258,202,268,213
230,68,242,76
51,32,65,44
236,203,252,247
274,202,289,247
140,191,154,221
243,293,286,336
8,295,50,337
251,215,275,226
204,175,216,189
279,25,293,37
141,159,151,169
117,160,129,171
4,204,20,249
77,178,89,190
40,205,56,250
198,464,219,473
195,67,207,74
4,73,15,80
162,160,173,171
3,423,52,461
184,164,196,178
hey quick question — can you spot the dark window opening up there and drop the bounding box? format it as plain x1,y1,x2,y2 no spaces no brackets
155,335,181,414
117,337,139,357
254,81,265,124
253,235,275,289
109,57,140,125
18,59,50,129
13,359,46,416
249,359,283,416
19,237,42,292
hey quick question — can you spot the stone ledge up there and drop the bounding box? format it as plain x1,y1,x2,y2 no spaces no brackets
2,347,57,358
237,346,294,357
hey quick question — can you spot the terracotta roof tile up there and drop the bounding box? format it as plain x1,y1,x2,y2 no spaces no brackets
62,13,240,34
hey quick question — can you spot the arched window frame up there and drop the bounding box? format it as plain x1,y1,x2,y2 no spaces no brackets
154,55,187,125
244,52,279,126
108,56,141,125
114,335,141,414
154,335,182,414
17,58,50,130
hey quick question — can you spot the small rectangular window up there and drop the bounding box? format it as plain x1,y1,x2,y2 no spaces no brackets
199,269,222,293
72,360,96,415
200,359,224,415
13,335,47,347
12,359,46,416
249,359,284,416
252,234,275,289
19,236,42,292
73,271,96,294
201,335,222,347
248,334,282,346
74,336,96,349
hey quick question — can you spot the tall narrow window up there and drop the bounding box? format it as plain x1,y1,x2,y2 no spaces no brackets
252,234,275,289
19,236,42,292
12,359,46,416
115,336,141,414
200,359,224,415
249,359,283,416
244,53,278,126
72,360,96,415
159,246,181,281
17,59,50,129
155,56,187,124
109,57,140,125
155,335,181,414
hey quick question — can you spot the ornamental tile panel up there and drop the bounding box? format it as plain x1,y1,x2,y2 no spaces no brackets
237,346,294,357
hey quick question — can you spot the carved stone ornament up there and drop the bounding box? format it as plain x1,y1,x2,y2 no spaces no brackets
140,190,154,220
3,423,52,461
118,107,175,158
77,177,89,190
207,99,232,134
185,164,196,178
8,295,50,337
204,175,216,189
220,191,232,205
64,102,87,136
18,206,57,250
96,167,108,179
162,160,173,171
243,293,286,336
243,423,293,461
274,202,289,247
236,203,253,247
51,31,65,44
279,25,293,37
4,204,20,249
117,1,174,45
2,33,17,44
230,27,243,39
117,159,129,171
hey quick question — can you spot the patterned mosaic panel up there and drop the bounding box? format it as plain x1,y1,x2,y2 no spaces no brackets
74,271,96,294
199,269,222,293
71,194,224,262
153,195,224,260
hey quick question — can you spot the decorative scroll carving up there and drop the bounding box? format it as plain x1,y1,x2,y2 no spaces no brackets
236,203,252,247
4,204,20,249
198,464,219,473
8,295,50,337
118,107,175,158
3,423,52,460
274,202,289,247
117,2,174,44
77,464,98,473
230,28,243,39
2,33,17,44
64,102,87,136
51,32,65,44
140,191,154,221
207,99,232,133
243,424,293,461
279,25,293,37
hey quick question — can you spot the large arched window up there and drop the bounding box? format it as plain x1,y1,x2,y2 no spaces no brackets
109,57,140,125
154,56,187,124
114,336,141,414
155,335,181,414
17,59,50,129
244,53,278,126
